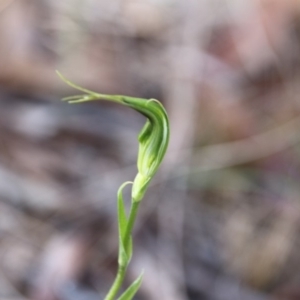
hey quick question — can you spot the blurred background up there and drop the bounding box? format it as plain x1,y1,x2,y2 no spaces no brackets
2,0,300,299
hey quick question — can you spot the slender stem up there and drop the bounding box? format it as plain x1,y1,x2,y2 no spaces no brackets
104,200,141,300
104,265,126,300
124,201,140,251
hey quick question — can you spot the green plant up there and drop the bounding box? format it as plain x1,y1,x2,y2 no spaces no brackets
57,72,170,300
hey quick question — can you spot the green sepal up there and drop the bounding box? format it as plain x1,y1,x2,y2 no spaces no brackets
117,271,144,300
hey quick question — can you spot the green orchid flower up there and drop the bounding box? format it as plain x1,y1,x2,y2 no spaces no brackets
57,71,170,202
57,71,170,300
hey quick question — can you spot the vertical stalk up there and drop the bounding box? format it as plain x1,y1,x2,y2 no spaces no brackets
104,201,141,300
123,201,140,251
104,265,126,300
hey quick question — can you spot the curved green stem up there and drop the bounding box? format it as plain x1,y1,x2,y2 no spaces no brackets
104,201,141,300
